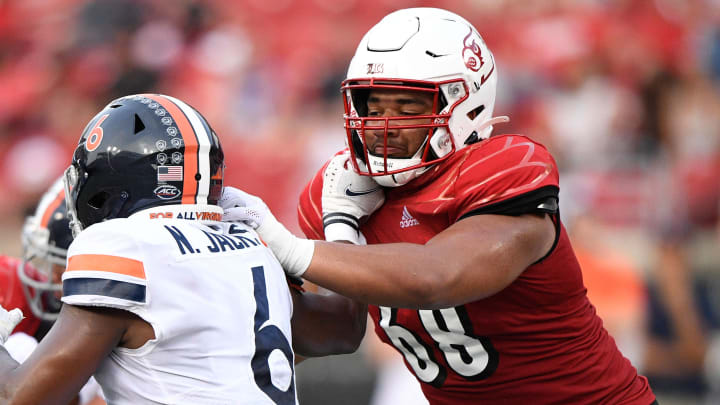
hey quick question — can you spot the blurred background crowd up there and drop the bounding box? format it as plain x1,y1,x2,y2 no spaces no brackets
1,0,719,403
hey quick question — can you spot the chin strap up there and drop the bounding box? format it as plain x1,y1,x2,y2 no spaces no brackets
464,116,510,145
478,115,510,133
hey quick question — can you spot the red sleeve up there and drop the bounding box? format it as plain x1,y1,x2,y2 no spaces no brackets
451,135,560,222
296,149,351,240
0,256,41,336
297,167,325,240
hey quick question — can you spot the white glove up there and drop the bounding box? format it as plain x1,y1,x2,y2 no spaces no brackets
322,153,384,244
0,305,23,345
221,187,314,277
219,186,269,228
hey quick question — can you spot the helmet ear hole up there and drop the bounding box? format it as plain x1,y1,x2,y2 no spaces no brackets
87,191,110,209
468,105,484,120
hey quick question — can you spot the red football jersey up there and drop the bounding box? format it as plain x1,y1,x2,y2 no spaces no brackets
298,135,655,404
0,255,41,336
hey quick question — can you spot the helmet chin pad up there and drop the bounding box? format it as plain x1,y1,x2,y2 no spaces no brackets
371,169,425,188
366,138,429,187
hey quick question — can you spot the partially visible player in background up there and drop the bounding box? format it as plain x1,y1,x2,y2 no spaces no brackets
18,177,73,326
1,177,105,405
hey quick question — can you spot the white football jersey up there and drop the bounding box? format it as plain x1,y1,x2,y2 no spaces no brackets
61,205,297,405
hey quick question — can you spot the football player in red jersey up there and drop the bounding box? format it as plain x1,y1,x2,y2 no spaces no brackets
221,7,657,405
1,177,74,343
1,177,106,405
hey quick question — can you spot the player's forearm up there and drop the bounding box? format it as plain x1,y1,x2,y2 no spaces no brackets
0,345,79,405
304,241,464,309
304,239,531,309
303,214,553,309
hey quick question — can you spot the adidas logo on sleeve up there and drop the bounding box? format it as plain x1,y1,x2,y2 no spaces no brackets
400,206,420,228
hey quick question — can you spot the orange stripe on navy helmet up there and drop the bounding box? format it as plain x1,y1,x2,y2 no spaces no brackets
142,94,202,204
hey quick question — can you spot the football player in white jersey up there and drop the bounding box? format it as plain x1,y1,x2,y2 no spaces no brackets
0,94,366,405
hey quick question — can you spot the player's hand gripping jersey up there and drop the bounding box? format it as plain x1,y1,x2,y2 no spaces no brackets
62,206,297,405
298,135,654,405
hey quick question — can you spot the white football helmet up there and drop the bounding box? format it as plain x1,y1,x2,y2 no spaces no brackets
18,177,71,321
342,8,508,187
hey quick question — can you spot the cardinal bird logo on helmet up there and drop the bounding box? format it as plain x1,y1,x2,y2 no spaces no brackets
462,28,495,85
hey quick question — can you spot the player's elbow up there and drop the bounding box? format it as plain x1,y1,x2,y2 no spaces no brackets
294,328,364,356
330,300,367,354
349,315,367,352
334,332,364,355
331,314,367,354
291,290,369,356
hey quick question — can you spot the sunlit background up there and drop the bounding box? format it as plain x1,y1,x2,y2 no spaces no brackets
1,0,719,404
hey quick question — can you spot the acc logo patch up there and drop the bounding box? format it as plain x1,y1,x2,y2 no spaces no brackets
154,184,181,200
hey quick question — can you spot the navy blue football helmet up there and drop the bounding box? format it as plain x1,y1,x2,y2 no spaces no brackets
63,94,224,236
